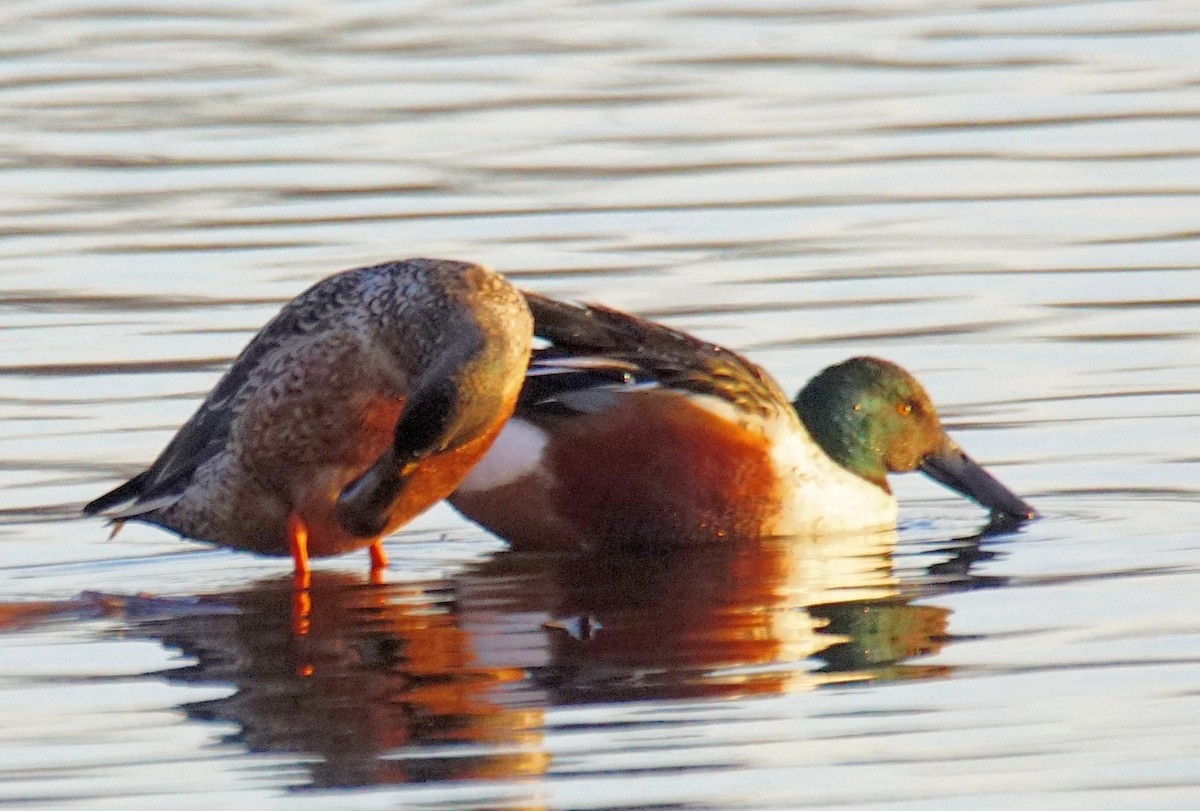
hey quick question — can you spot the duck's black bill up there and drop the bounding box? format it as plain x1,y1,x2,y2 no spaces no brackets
918,437,1037,521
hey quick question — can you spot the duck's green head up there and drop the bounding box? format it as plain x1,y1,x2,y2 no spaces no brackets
793,356,1036,520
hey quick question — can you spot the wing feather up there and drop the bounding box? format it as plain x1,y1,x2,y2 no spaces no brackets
84,270,367,516
520,291,790,421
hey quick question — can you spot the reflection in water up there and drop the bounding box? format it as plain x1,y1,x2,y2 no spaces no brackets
501,531,927,703
118,527,994,789
0,0,1193,804
145,575,547,788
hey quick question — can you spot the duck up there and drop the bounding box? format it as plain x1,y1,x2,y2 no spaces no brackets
449,293,1035,550
85,258,533,580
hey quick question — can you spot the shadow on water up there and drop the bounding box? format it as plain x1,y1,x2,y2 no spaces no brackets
30,522,1016,790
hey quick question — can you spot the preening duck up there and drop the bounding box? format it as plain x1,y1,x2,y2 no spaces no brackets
85,258,533,579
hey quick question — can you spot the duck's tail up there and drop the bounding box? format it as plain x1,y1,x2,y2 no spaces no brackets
82,472,149,516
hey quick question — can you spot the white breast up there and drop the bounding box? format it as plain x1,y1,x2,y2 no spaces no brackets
765,420,899,535
456,418,549,494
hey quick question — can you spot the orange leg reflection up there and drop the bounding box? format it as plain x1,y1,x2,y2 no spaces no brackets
292,588,312,637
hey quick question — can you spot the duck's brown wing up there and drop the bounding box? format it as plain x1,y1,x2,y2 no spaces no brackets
519,292,789,421
84,273,358,517
83,349,256,517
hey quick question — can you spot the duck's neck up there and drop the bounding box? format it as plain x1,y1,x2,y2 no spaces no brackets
792,388,889,491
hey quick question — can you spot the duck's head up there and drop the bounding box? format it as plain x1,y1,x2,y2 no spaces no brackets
793,356,1036,521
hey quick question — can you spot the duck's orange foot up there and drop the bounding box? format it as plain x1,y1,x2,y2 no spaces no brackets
368,540,388,585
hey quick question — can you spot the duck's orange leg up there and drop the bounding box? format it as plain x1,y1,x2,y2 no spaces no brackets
288,513,312,636
287,512,311,587
368,539,389,585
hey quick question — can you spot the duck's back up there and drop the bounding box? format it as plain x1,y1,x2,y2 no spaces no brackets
452,294,891,550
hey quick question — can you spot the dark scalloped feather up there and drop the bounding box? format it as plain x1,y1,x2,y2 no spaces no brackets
520,291,789,420
85,263,412,518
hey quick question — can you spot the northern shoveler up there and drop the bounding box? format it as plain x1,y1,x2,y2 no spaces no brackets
449,293,1036,550
85,258,533,579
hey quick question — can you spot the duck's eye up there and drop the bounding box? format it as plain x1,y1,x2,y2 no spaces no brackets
896,401,912,417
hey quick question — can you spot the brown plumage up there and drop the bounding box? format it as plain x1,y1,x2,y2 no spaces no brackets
85,258,533,577
450,294,1035,551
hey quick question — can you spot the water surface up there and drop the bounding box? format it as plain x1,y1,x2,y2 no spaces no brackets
2,1,1200,808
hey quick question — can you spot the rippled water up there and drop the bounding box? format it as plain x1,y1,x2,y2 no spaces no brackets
3,1,1200,808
